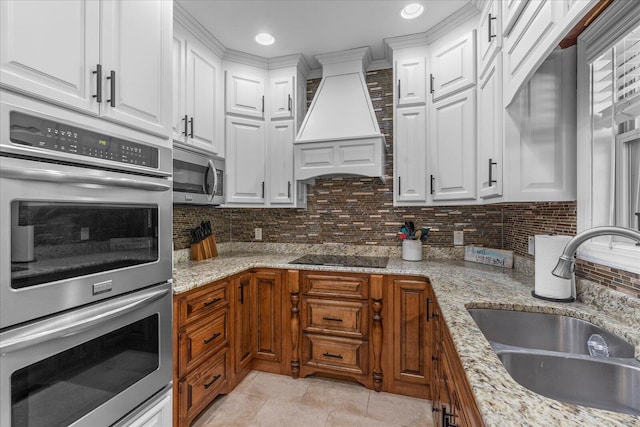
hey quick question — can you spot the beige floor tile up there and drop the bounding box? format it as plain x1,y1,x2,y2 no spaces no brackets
301,378,370,417
232,370,259,394
248,399,330,427
198,391,267,427
366,391,434,427
240,371,311,403
325,410,405,427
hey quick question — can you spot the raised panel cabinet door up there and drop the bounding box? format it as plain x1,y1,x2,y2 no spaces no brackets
270,75,294,119
429,88,477,202
254,270,282,362
172,25,187,144
186,34,222,154
395,106,427,203
478,54,503,199
395,57,426,107
100,0,172,137
478,0,501,76
226,72,265,118
502,0,527,36
0,0,99,113
392,278,432,385
234,272,254,374
269,120,295,204
431,30,476,101
225,116,266,204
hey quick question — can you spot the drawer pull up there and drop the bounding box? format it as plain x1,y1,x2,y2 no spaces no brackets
322,316,343,322
203,297,222,307
322,352,343,359
203,332,221,344
203,374,221,389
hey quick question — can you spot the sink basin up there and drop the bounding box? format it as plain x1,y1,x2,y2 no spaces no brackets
468,308,635,358
497,350,640,416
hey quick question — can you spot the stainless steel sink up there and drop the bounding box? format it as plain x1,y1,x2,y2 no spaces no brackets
467,308,635,358
497,350,640,416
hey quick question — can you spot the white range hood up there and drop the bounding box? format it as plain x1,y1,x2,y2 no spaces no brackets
294,47,386,182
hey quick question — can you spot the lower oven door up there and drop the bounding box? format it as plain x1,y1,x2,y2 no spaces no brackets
0,282,172,427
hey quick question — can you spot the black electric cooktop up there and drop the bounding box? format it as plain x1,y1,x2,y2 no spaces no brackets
290,254,389,269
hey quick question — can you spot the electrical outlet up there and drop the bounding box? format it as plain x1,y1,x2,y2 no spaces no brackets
528,236,535,255
81,227,90,241
254,227,262,240
453,230,464,246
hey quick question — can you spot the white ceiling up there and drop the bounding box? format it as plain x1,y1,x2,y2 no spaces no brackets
176,0,473,70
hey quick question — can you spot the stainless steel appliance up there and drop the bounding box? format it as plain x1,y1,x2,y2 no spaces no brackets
173,143,224,205
0,91,173,426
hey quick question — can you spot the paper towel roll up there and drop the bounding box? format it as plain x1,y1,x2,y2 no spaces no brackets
534,235,573,300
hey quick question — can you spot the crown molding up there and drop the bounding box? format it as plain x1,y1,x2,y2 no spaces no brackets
268,53,312,78
174,2,226,57
423,3,480,44
222,49,269,69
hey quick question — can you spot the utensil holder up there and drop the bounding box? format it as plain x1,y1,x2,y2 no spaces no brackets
402,239,422,261
190,235,218,261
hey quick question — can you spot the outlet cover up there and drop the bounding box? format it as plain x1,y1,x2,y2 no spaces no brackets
453,230,464,246
528,236,535,255
254,228,262,240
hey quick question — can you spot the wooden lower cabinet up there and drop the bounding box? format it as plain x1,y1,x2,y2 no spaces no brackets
254,270,283,364
234,271,254,382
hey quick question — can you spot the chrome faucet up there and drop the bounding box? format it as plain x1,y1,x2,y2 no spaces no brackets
552,226,640,279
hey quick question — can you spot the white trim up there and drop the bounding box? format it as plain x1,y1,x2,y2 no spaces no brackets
174,2,225,57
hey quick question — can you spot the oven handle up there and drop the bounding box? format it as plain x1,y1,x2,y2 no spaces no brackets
0,165,170,192
0,286,169,354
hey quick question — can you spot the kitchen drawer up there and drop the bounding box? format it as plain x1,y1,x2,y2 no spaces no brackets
178,308,229,376
176,279,231,326
178,350,229,426
302,333,368,375
301,273,369,299
302,298,368,338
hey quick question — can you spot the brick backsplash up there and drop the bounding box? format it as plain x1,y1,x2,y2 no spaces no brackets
173,68,638,298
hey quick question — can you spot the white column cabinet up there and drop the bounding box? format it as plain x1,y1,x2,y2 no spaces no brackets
478,54,503,199
226,116,266,204
226,72,266,118
395,106,427,203
0,0,172,139
430,30,476,101
269,76,294,119
172,22,223,155
269,121,295,204
429,88,477,202
395,57,427,107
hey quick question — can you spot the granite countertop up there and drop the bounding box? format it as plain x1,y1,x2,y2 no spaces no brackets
173,250,640,426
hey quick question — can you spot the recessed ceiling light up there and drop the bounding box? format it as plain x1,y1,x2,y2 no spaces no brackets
401,3,424,19
255,33,275,46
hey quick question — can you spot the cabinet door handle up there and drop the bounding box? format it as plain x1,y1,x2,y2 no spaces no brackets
92,64,102,103
203,332,221,344
261,95,265,113
488,13,497,42
182,115,188,136
203,374,221,389
430,74,435,95
106,70,116,107
397,79,401,100
239,283,245,304
322,316,343,322
189,117,194,138
426,298,431,322
288,94,292,111
398,176,401,196
261,181,265,198
322,352,343,359
287,181,291,199
488,158,497,185
430,174,435,195
203,297,222,307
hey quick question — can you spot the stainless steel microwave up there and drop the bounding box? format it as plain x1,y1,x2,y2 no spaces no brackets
173,144,224,205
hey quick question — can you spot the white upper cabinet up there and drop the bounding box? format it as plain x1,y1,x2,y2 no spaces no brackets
395,56,427,107
429,88,477,202
269,76,294,119
269,120,295,204
0,0,172,138
430,30,476,101
173,22,223,155
502,0,527,36
478,54,503,199
0,0,100,113
226,72,266,118
478,0,502,76
225,116,266,204
395,106,427,203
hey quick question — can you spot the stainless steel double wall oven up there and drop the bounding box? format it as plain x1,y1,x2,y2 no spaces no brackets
0,91,173,427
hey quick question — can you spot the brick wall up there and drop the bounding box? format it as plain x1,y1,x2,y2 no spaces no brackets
173,68,638,298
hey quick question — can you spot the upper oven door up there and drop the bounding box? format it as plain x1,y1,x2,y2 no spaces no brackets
0,155,172,329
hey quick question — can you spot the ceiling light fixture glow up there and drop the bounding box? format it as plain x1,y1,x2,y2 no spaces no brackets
255,32,275,45
401,3,424,20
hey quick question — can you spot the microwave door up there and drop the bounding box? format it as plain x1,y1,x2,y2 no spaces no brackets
205,159,217,203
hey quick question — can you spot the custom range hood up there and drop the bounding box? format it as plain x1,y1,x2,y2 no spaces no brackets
294,47,386,182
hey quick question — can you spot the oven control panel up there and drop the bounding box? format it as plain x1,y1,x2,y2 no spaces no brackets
9,112,159,168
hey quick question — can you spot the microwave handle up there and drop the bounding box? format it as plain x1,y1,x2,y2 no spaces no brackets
206,159,218,202
0,286,169,354
1,165,170,192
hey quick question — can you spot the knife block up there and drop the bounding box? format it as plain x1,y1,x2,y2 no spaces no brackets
190,235,218,261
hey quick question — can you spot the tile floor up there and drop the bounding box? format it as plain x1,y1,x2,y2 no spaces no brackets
191,371,435,427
